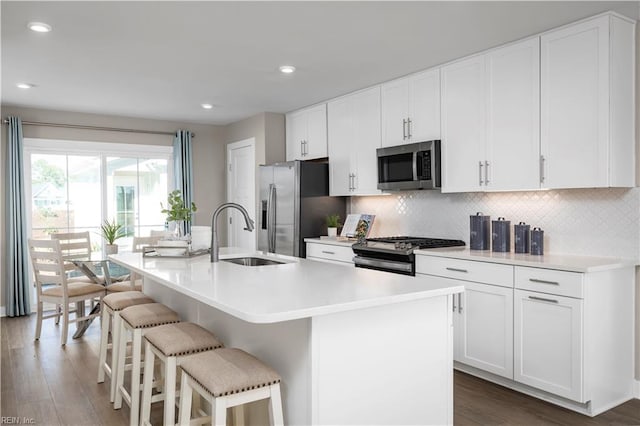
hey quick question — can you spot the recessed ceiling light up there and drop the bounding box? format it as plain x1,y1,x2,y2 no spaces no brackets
28,22,52,33
201,103,213,110
17,83,35,89
279,65,296,74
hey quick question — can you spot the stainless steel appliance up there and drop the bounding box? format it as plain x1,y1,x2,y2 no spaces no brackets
259,161,346,258
352,236,465,276
377,140,441,191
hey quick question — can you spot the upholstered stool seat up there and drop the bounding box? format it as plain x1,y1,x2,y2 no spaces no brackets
106,280,143,293
140,322,224,425
114,303,180,426
97,291,154,402
178,348,284,426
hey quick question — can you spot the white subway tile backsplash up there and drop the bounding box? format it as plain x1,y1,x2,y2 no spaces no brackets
350,188,640,259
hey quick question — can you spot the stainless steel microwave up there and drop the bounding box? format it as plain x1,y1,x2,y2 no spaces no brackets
377,140,441,190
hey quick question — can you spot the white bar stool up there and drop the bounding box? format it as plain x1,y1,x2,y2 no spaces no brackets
177,348,284,426
113,303,180,426
139,322,224,426
97,291,155,402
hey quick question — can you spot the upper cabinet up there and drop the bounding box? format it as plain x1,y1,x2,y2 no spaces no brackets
328,86,382,196
286,104,328,161
540,14,635,189
381,69,441,147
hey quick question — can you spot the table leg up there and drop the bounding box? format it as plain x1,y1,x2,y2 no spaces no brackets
73,301,101,339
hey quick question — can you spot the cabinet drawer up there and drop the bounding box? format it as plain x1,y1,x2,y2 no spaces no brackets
515,267,583,299
416,256,513,288
306,243,354,264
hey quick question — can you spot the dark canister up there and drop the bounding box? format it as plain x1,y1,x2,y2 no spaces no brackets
530,227,544,255
514,222,530,254
470,212,490,250
492,217,510,252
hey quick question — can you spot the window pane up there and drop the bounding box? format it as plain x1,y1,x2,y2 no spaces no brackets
138,158,168,235
68,155,101,230
31,154,68,237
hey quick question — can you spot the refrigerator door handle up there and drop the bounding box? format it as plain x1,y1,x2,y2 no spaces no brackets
267,183,276,252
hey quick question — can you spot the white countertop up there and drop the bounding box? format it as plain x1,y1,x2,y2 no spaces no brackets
415,247,637,273
304,237,357,248
109,248,463,324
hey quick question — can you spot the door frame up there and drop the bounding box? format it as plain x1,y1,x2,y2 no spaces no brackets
226,137,256,248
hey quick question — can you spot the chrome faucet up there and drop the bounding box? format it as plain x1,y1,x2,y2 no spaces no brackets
210,202,255,262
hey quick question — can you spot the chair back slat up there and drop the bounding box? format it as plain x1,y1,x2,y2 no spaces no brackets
132,236,161,253
51,231,92,260
28,238,69,297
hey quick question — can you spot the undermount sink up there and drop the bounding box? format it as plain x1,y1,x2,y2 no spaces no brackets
222,257,286,266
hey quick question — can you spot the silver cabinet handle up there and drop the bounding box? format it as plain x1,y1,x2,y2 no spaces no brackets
402,119,407,140
529,278,559,285
458,293,463,313
485,161,490,185
351,173,356,191
321,250,335,255
478,161,484,186
540,155,545,184
529,295,558,304
452,294,457,312
407,118,412,139
300,140,304,157
303,140,308,156
446,267,468,273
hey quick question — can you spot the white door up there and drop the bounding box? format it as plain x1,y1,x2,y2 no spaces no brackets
441,55,486,193
227,138,256,250
455,282,514,379
381,77,409,147
486,37,540,191
409,68,441,143
514,289,584,402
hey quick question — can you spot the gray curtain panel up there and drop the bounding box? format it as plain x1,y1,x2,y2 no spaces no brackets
173,130,194,235
5,117,31,316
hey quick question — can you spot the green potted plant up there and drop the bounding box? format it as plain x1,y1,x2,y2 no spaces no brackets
326,214,341,238
100,218,126,254
160,189,198,239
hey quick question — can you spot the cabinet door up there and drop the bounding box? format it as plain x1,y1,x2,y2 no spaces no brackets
305,104,328,160
409,68,441,143
381,77,409,147
286,110,307,161
441,55,486,193
514,289,584,402
540,16,609,188
328,97,354,196
456,282,514,379
486,38,540,191
352,86,382,195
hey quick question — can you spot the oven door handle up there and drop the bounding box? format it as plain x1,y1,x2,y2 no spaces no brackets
353,256,413,274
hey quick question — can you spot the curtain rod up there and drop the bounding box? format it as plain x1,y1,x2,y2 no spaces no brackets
2,119,194,138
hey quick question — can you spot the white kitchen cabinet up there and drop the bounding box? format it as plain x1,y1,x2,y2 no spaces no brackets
328,86,382,196
416,257,514,379
514,289,584,402
441,37,540,193
306,241,354,265
540,14,635,188
286,104,328,161
381,69,440,147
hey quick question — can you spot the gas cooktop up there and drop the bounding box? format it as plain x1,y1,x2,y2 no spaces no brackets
353,236,466,255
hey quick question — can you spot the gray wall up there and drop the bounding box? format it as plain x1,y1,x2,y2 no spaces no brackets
0,105,226,309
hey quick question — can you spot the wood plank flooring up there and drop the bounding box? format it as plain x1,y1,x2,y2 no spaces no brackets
2,314,640,425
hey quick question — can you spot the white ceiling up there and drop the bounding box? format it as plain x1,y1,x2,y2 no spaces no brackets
2,1,638,126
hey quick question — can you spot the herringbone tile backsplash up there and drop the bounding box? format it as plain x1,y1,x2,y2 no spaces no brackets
350,188,640,259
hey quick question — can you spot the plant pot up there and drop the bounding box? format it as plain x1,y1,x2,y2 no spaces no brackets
105,244,118,255
327,227,338,238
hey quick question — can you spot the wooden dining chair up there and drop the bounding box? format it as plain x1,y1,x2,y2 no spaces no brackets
104,235,158,293
50,231,104,281
28,238,106,345
132,236,160,253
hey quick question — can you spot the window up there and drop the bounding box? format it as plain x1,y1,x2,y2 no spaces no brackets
24,139,172,251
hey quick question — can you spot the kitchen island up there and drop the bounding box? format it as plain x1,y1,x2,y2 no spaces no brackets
110,248,464,425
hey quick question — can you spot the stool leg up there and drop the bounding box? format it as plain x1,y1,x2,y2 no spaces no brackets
140,341,156,426
178,373,193,426
268,383,284,426
97,307,110,383
163,355,177,426
113,322,129,409
129,329,143,426
110,313,123,403
213,397,227,426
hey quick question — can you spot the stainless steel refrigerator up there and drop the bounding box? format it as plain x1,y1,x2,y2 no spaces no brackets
258,161,346,258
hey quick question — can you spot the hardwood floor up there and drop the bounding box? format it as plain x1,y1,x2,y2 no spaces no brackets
2,314,640,425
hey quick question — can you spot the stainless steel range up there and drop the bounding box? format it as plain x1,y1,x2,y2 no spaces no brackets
352,236,465,276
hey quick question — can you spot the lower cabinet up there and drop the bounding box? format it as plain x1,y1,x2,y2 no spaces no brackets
455,282,513,379
306,242,354,265
514,289,584,402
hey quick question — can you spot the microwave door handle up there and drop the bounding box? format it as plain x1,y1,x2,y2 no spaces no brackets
412,151,418,181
